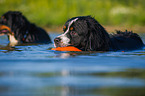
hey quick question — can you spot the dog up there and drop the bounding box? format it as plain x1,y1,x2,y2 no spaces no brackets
54,16,144,51
0,11,51,46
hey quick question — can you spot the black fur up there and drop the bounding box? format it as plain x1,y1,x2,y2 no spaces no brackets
0,11,51,44
54,16,144,51
110,30,144,51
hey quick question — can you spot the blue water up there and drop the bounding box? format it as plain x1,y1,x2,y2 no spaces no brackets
0,33,145,96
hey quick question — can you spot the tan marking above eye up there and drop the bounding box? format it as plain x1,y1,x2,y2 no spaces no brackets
70,27,74,31
63,26,66,30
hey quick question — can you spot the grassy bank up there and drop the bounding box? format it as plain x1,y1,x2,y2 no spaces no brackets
0,0,145,27
44,25,145,33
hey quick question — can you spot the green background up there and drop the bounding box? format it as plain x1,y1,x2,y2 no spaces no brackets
0,0,145,28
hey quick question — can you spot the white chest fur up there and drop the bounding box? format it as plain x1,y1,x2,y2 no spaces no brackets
8,34,18,46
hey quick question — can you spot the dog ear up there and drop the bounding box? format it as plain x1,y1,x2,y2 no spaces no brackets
85,17,111,51
14,12,28,27
10,11,28,40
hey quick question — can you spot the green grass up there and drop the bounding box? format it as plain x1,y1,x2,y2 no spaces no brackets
0,0,145,27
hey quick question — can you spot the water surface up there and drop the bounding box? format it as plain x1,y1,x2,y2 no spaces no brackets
0,33,145,96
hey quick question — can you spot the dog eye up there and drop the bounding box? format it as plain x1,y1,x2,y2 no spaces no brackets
70,27,74,31
70,31,77,36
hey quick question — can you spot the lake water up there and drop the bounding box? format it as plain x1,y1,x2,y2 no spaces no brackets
0,33,145,96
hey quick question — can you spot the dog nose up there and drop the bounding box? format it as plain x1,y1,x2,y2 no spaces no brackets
54,37,61,43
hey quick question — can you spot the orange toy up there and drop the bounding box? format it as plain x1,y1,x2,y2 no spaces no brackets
51,46,82,51
0,25,11,32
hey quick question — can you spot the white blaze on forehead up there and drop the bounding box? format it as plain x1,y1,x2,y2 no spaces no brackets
64,18,78,35
57,18,78,45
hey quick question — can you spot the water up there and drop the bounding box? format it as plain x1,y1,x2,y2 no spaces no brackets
0,33,145,96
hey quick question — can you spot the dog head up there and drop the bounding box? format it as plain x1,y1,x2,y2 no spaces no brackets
54,16,111,51
0,11,28,38
0,11,30,44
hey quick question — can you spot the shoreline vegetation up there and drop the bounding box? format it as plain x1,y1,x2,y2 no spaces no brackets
0,0,145,33
44,25,145,33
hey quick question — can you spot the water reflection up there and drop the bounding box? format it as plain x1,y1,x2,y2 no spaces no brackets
1,67,145,96
0,46,21,53
53,49,145,59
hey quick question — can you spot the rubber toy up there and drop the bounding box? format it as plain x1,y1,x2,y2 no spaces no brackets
51,46,82,51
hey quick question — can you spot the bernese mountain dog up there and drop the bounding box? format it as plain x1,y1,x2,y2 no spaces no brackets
0,11,51,46
54,16,144,51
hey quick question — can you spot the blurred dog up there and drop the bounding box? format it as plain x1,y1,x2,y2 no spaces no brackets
0,11,51,46
54,16,144,51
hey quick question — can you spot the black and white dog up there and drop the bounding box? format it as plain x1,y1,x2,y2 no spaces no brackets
0,11,51,46
54,16,144,51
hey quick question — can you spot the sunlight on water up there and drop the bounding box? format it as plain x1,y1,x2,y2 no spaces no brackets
0,33,145,96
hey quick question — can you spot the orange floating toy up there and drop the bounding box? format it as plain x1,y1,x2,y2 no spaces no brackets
51,46,82,51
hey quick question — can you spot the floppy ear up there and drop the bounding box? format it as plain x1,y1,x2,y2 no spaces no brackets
10,12,29,41
85,17,111,51
13,12,28,29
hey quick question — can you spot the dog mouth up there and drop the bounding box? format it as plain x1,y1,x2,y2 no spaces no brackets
0,25,11,35
54,42,70,48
